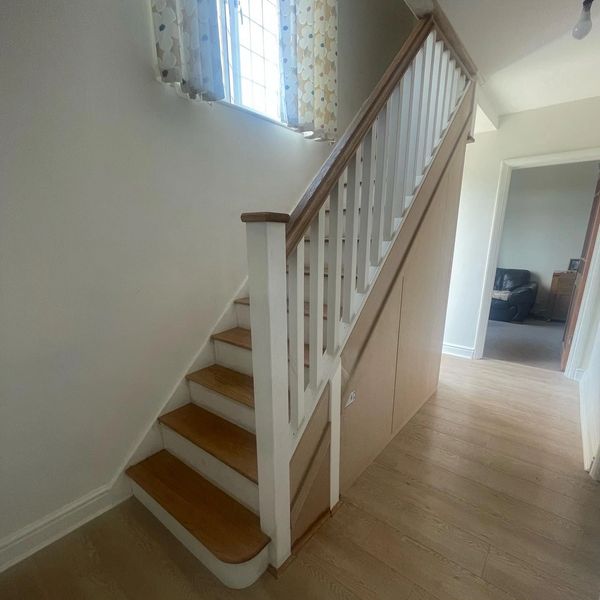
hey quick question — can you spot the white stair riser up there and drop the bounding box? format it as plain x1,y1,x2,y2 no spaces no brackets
161,426,259,514
235,302,326,345
189,381,255,433
214,340,253,376
131,482,269,589
235,303,252,329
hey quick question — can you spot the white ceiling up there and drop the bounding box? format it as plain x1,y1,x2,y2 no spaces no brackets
406,0,600,117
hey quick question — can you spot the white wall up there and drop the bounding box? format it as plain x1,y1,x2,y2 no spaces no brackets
497,162,597,312
0,0,415,560
338,0,415,130
444,96,600,356
580,322,600,474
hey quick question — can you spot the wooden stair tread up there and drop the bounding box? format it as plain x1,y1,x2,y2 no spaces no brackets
126,450,269,564
159,404,258,483
235,297,328,319
212,327,252,350
213,327,310,367
186,364,254,408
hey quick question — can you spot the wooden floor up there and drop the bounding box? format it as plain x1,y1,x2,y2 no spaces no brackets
3,356,600,600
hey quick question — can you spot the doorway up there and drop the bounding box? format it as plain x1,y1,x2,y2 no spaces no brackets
478,160,600,371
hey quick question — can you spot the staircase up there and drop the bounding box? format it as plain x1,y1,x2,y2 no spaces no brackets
125,14,475,590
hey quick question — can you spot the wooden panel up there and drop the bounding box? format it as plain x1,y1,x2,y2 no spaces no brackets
393,145,465,433
290,387,331,545
339,275,402,493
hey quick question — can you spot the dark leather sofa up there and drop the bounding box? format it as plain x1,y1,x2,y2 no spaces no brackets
489,268,538,322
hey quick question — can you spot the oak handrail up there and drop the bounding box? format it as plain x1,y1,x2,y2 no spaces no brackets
285,15,435,255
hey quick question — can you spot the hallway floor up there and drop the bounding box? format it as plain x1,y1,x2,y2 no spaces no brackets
483,318,565,371
2,357,599,600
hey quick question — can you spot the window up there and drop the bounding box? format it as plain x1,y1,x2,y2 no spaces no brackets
220,0,282,121
151,0,337,139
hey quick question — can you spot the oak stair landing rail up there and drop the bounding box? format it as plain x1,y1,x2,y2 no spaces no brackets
241,14,475,570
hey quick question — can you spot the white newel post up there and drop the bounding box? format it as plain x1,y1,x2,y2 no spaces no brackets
241,213,291,569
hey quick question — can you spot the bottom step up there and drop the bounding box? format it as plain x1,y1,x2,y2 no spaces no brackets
126,450,270,589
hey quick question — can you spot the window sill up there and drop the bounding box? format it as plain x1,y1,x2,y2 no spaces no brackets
211,100,331,143
213,99,291,132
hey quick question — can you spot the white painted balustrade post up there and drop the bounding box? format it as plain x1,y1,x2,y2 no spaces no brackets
241,212,291,569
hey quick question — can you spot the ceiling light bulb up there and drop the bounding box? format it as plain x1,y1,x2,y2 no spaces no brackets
573,0,593,39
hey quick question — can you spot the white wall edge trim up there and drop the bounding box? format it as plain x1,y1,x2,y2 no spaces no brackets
566,229,600,380
472,146,600,362
580,383,595,471
0,477,131,573
442,343,475,359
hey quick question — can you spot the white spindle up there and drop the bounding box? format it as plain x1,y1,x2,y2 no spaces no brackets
244,217,291,568
459,73,466,99
452,67,461,112
326,184,343,354
403,49,425,201
357,129,375,293
426,40,443,162
448,66,458,117
393,72,413,219
382,87,402,241
434,49,450,144
308,211,325,390
442,58,456,129
288,241,305,430
415,33,436,179
342,155,360,323
370,111,387,266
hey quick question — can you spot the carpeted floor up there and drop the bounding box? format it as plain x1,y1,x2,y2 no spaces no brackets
483,318,565,371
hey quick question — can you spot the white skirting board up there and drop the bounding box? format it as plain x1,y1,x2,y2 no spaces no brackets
442,342,475,359
0,476,131,573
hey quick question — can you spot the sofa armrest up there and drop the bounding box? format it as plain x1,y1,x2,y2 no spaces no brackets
508,282,538,304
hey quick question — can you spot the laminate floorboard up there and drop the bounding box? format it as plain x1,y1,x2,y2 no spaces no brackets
2,356,599,600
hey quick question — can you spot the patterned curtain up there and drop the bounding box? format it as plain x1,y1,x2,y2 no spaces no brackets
151,0,225,101
280,0,338,140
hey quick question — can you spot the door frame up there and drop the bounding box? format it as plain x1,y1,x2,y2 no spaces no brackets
562,171,600,370
473,147,600,368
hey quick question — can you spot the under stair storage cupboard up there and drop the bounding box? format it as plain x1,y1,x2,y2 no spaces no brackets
126,13,476,589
